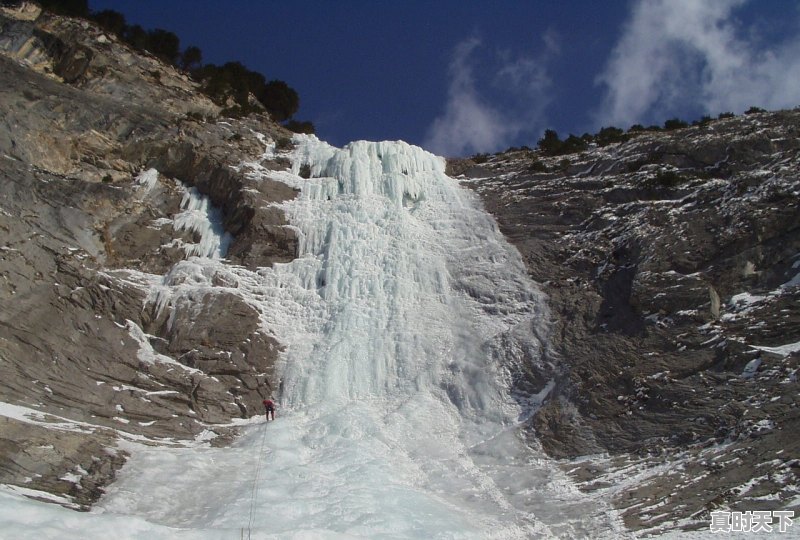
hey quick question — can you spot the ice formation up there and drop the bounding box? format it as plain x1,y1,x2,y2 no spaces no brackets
1,137,624,538
135,168,159,192
173,186,233,259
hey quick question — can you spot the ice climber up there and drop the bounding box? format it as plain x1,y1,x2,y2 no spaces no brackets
263,398,276,421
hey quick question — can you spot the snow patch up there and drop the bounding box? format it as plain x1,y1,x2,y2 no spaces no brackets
752,341,800,357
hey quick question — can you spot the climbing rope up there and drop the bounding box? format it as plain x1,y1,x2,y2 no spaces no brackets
242,418,270,539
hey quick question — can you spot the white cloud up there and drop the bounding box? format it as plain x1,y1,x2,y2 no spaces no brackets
595,0,800,128
423,37,553,157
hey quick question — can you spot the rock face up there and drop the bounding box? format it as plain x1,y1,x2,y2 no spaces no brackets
0,6,297,507
459,110,800,533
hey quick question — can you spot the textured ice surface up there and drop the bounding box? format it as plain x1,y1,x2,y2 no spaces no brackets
1,137,627,538
173,186,233,258
134,168,159,192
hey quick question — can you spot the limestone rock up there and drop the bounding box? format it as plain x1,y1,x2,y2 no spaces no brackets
0,7,299,509
462,109,800,532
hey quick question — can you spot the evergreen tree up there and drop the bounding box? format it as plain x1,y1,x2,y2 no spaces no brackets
91,9,126,36
259,80,299,122
180,46,203,71
122,24,148,50
562,134,588,154
596,126,628,146
537,129,562,156
144,29,181,65
664,118,688,130
38,0,88,16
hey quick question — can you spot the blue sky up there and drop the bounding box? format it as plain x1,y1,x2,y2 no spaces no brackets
89,1,800,156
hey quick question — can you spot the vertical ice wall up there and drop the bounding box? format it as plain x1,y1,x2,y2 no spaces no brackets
96,136,622,539
275,137,545,421
232,136,615,537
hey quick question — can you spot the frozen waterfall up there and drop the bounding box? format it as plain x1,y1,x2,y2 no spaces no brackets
80,137,624,538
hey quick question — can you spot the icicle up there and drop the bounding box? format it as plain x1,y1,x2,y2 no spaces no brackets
135,168,159,192
172,186,233,259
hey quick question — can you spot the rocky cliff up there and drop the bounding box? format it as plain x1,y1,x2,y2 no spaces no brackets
0,5,296,508
455,111,800,532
